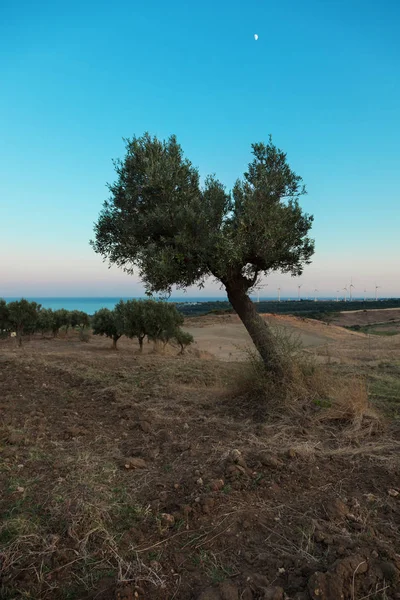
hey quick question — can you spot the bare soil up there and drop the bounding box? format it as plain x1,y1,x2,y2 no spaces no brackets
1,319,400,600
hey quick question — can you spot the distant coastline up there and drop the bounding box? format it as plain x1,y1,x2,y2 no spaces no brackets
1,296,398,315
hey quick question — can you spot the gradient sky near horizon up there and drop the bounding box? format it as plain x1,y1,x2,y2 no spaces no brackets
1,0,399,299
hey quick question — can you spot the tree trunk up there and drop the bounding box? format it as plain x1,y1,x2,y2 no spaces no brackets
112,336,118,350
226,285,282,373
138,336,144,352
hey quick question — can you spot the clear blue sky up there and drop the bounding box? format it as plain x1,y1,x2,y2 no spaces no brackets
1,0,399,298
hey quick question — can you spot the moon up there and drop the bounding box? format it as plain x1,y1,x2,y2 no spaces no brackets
254,34,258,40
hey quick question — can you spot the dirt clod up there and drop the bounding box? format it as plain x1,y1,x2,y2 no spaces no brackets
241,588,253,600
259,453,283,468
308,571,343,600
197,587,221,600
219,580,239,600
138,420,152,433
263,587,284,600
123,457,147,469
324,498,349,521
308,555,369,600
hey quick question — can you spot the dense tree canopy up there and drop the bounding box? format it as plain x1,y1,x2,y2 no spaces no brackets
53,309,69,337
37,308,55,336
0,299,9,331
115,299,148,351
92,134,314,369
144,301,184,347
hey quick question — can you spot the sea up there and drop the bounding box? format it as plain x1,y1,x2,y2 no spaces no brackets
2,296,389,314
2,297,230,314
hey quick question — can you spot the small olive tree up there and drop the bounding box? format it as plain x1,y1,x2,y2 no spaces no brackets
116,299,148,351
7,299,41,346
145,301,184,349
92,308,123,349
91,134,314,373
174,328,194,354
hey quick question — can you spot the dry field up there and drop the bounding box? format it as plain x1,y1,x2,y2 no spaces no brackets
331,308,400,329
1,315,400,600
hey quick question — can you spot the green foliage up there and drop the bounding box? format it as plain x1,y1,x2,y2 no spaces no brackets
68,311,91,342
174,328,194,354
91,133,314,367
175,299,400,318
37,308,55,335
144,301,184,346
113,299,186,351
52,309,69,337
0,299,10,332
92,308,123,348
69,310,90,331
7,299,41,345
91,133,314,296
115,299,148,350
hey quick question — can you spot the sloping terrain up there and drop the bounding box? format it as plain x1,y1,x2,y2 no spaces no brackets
184,313,400,365
331,308,400,328
0,328,400,600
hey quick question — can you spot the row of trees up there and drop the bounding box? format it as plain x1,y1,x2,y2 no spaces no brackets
92,299,193,352
0,299,90,345
0,298,193,353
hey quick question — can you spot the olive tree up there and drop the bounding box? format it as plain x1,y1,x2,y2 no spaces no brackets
52,309,69,337
92,308,123,349
71,311,91,341
0,299,9,333
37,308,55,336
116,299,148,351
145,301,184,349
174,328,194,354
7,299,41,346
91,134,314,372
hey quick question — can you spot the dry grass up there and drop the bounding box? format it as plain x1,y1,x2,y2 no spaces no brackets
0,325,399,599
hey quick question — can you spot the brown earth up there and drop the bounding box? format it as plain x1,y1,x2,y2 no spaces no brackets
1,318,400,600
184,313,400,366
331,308,400,328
